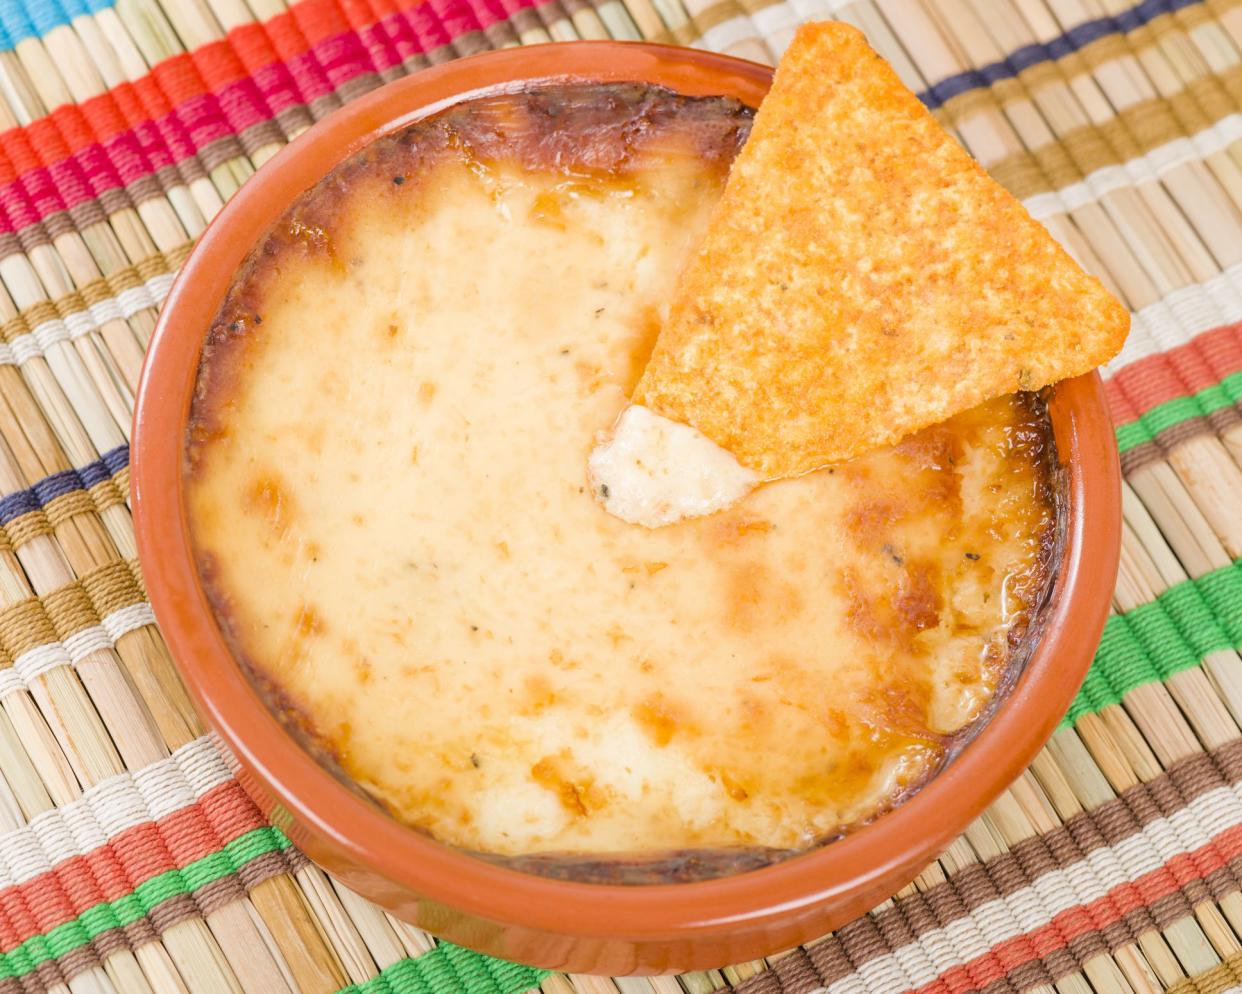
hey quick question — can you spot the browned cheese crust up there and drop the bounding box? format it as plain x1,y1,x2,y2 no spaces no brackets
634,22,1130,478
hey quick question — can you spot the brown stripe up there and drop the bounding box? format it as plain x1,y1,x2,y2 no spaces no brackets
1006,948,1055,993
482,18,522,49
147,892,200,934
834,913,886,975
1121,436,1165,476
234,848,294,891
378,62,406,85
53,945,100,984
27,206,78,244
733,967,781,994
1209,404,1242,438
977,975,1020,994
79,559,146,620
768,948,820,994
93,918,138,960
235,118,287,159
803,935,851,989
193,872,246,916
96,185,133,219
157,159,206,195
31,957,71,994
284,845,311,872
275,105,315,141
120,914,158,950
123,172,166,214
197,134,250,174
308,92,343,122
0,597,58,661
336,72,385,105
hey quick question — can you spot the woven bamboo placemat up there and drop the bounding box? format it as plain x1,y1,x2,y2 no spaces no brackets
0,0,1239,991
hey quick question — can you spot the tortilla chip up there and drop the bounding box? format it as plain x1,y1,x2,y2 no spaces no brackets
633,21,1129,478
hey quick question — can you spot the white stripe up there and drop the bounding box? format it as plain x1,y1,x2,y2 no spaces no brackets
0,737,231,890
696,15,766,53
13,643,71,683
0,273,172,368
102,602,156,642
0,669,24,698
62,623,114,661
1104,263,1242,376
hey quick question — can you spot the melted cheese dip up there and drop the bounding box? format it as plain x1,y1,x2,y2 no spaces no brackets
186,85,1055,870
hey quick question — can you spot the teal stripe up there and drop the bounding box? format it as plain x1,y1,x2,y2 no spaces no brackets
337,944,548,994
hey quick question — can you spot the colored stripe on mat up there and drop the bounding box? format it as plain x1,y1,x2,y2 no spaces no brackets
0,0,553,241
1066,556,1242,724
914,0,1207,109
0,737,308,987
335,944,547,994
727,739,1242,994
0,826,292,980
1114,371,1242,453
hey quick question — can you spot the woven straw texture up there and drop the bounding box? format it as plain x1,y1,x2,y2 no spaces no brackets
0,0,1239,991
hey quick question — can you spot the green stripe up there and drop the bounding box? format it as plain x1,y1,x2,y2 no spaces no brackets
1116,369,1242,453
337,944,548,994
0,825,292,980
1064,556,1242,726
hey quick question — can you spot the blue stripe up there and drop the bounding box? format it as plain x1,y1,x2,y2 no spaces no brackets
0,0,123,50
0,446,129,527
916,0,1204,110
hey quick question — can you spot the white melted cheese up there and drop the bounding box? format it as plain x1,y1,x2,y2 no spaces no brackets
588,404,759,527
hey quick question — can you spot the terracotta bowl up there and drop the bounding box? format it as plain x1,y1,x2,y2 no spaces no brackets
131,41,1122,976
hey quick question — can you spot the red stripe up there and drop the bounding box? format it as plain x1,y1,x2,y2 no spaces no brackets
1105,322,1242,423
0,780,267,952
0,0,546,238
902,823,1242,994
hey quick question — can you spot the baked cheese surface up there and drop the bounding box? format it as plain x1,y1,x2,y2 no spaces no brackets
186,85,1055,863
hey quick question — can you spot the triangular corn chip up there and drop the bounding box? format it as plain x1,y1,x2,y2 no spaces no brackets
633,22,1129,478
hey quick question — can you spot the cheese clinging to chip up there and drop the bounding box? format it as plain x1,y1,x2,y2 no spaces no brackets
631,21,1130,480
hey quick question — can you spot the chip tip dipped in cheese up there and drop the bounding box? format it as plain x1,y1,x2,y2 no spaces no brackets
588,405,759,527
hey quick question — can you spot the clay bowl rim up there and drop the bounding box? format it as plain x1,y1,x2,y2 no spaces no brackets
131,40,1121,944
